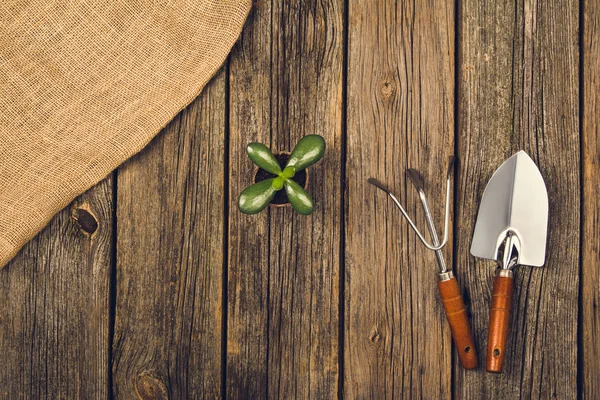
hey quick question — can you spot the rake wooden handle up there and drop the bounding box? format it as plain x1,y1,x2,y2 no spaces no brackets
486,272,514,373
438,276,478,369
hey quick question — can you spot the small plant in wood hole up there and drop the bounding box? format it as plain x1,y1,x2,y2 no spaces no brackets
238,135,326,215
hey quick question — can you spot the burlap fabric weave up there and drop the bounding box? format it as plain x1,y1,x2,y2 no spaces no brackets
0,0,251,268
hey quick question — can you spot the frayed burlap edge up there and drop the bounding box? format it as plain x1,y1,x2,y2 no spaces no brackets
0,2,251,269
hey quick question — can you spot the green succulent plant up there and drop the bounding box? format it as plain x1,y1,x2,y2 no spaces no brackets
238,135,326,215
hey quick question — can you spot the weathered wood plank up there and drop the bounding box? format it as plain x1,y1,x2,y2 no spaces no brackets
0,178,113,399
227,0,343,397
266,1,343,397
583,0,600,398
226,4,272,397
345,0,455,397
112,71,226,398
456,0,579,397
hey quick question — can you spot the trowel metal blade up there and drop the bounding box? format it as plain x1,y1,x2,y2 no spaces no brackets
470,151,549,267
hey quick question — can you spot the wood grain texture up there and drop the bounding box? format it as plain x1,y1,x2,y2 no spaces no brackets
345,0,455,397
2,1,595,397
0,178,112,399
227,0,343,397
582,0,600,398
456,0,579,397
227,4,271,396
112,71,226,399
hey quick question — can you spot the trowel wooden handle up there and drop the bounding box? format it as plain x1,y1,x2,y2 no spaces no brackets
438,276,478,369
486,272,514,373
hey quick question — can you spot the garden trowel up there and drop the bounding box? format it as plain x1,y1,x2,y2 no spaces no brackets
470,151,548,373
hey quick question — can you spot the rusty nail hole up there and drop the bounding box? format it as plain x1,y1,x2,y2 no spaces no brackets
493,349,500,358
71,204,98,236
464,346,471,353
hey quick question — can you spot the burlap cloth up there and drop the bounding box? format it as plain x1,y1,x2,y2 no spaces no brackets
0,0,251,268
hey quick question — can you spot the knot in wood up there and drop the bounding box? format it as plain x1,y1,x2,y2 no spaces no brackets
379,78,396,100
71,202,99,236
134,372,168,400
369,326,382,344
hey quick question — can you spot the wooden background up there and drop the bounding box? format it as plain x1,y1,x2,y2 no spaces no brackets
0,0,597,398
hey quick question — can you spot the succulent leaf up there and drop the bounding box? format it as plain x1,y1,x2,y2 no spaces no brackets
284,180,314,215
285,135,325,172
247,143,282,175
282,166,295,178
272,176,285,190
238,179,277,214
